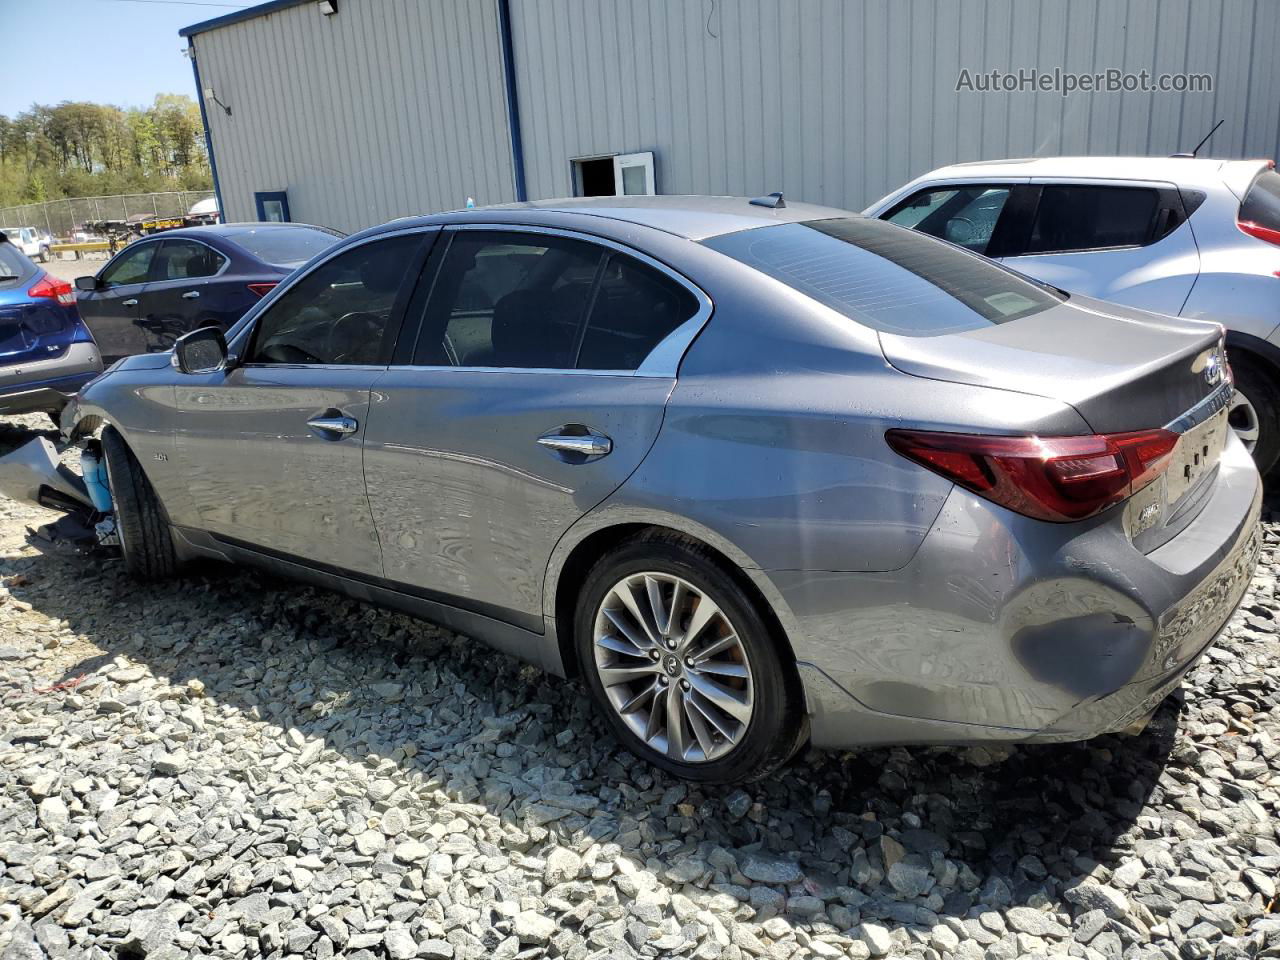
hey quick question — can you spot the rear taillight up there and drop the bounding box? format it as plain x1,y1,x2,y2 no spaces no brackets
247,282,278,298
27,274,75,306
886,428,1180,522
1237,219,1280,246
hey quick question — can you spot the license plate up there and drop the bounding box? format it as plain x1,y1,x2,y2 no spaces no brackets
1164,405,1228,506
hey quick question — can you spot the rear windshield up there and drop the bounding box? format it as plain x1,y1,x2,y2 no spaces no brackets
1240,170,1280,231
0,242,35,289
224,226,342,268
702,217,1064,336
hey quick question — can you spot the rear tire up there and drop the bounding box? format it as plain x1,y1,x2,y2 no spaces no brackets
574,530,805,783
1229,355,1280,474
101,427,176,580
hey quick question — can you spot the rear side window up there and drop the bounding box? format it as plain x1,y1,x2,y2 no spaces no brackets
884,186,1012,254
577,256,699,369
1025,185,1158,254
156,240,225,280
0,243,35,288
1240,170,1280,232
703,217,1062,337
225,226,343,268
414,231,698,370
247,233,421,366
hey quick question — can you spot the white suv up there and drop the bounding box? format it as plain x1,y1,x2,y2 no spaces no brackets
1,227,51,263
865,157,1280,471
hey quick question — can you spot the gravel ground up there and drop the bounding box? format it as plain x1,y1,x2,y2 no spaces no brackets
0,413,1277,960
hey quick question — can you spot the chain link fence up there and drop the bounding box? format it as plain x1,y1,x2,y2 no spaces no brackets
0,191,216,238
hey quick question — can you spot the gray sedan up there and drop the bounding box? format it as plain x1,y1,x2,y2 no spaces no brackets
41,196,1262,782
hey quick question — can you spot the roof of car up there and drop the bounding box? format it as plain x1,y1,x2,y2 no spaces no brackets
448,195,858,241
906,155,1272,195
153,222,340,240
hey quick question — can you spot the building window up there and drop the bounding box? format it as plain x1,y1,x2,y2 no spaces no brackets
572,152,656,197
254,190,291,223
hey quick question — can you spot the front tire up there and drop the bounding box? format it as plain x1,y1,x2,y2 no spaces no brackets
101,428,177,580
575,531,804,783
1228,355,1280,474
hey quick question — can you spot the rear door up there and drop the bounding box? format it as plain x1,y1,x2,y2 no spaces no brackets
998,180,1200,316
76,240,159,362
362,225,709,628
138,238,230,353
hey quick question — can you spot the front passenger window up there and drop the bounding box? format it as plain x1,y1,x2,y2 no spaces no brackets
246,233,421,366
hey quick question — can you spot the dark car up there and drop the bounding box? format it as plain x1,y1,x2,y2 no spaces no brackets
0,234,102,419
74,223,343,363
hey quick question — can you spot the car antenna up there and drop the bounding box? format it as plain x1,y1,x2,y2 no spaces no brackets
1171,118,1224,158
749,192,786,209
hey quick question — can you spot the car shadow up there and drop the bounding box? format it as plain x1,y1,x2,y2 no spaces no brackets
0,416,1254,936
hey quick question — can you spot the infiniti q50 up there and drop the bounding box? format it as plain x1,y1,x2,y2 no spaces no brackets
32,196,1259,782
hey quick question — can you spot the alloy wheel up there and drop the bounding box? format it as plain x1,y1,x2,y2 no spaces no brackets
592,571,754,763
1229,388,1260,453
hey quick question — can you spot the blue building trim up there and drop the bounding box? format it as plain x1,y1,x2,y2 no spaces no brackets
180,0,310,37
495,0,528,202
188,40,224,220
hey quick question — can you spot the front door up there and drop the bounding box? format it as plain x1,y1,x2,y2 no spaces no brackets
170,230,428,576
363,226,707,628
76,240,159,363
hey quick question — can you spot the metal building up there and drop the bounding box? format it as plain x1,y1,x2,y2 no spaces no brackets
182,0,1280,234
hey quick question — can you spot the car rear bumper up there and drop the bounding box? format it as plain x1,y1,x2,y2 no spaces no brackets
780,432,1262,749
0,342,102,414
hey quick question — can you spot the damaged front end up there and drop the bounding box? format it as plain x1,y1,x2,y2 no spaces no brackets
0,434,119,559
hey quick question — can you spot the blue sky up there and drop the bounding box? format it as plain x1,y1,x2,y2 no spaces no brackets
1,0,253,116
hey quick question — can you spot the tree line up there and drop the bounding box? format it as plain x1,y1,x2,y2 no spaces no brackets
0,96,213,208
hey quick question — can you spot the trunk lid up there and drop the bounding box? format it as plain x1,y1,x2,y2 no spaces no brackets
880,294,1230,547
878,293,1224,435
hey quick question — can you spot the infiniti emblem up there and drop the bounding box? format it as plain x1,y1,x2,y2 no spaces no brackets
1203,351,1224,386
662,654,681,677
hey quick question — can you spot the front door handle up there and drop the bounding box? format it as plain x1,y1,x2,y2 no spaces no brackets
182,290,200,300
307,415,359,436
537,431,612,459
122,298,138,307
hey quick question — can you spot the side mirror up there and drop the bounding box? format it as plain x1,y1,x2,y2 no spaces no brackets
173,326,228,375
74,275,100,292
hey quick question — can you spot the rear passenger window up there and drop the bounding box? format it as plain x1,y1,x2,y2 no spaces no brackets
157,240,225,280
1026,186,1158,254
415,231,698,371
577,255,699,369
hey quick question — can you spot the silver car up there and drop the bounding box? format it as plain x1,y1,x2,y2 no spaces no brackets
864,157,1280,472
27,197,1260,782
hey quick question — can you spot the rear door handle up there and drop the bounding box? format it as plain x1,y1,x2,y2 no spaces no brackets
537,430,612,459
182,291,200,300
122,298,138,307
306,415,359,436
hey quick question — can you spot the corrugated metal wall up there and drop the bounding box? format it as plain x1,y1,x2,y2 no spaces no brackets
512,0,1280,211
193,0,1280,230
193,0,515,231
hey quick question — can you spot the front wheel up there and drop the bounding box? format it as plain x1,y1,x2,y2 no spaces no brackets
1228,356,1280,475
575,531,804,783
101,428,177,580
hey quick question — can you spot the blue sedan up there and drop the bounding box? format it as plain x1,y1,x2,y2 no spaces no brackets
0,235,101,419
74,223,343,364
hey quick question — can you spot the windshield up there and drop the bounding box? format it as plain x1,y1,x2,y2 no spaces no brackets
225,226,343,268
702,217,1064,337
